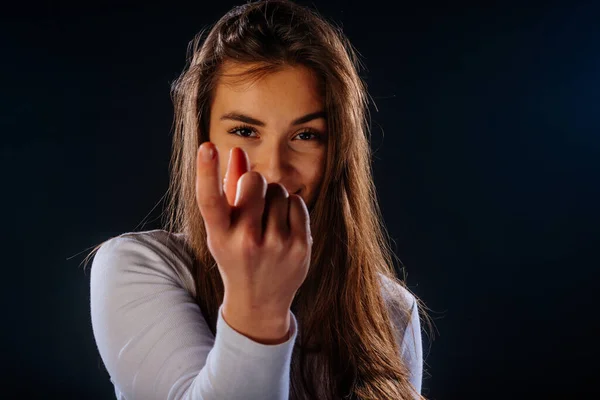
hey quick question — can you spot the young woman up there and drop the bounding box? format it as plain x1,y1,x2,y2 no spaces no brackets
89,1,428,399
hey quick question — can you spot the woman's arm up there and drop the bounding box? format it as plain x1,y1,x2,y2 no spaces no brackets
400,299,423,394
90,233,297,400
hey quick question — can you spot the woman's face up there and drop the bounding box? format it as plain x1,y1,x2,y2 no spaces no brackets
208,61,327,211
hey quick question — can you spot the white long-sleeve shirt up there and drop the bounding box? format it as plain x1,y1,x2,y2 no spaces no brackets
90,229,422,400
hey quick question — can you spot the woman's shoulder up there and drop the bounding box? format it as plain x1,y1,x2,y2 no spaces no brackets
378,272,416,307
105,229,190,257
377,272,417,333
91,229,196,295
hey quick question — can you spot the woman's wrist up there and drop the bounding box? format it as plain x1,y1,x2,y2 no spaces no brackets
221,302,291,345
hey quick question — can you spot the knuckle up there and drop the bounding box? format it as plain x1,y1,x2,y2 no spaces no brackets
245,171,266,187
289,237,309,258
206,233,224,255
266,182,288,198
201,193,221,209
239,231,261,255
264,233,287,252
238,172,266,200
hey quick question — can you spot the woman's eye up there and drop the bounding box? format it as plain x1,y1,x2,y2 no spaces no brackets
296,131,320,141
227,125,323,141
230,126,256,138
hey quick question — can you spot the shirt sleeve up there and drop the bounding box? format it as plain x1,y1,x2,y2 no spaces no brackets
90,234,298,400
400,299,423,395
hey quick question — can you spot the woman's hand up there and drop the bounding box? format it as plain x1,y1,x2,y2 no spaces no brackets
195,142,312,343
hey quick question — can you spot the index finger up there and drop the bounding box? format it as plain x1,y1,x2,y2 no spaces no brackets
196,142,231,237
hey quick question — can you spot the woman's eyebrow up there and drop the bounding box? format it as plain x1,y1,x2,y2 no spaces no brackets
220,111,327,126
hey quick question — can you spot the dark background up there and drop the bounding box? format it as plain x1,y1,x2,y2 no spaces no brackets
2,0,598,398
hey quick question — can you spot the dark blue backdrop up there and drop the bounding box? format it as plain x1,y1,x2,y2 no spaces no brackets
2,0,598,398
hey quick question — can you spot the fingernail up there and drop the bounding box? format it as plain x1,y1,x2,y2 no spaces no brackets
201,144,214,162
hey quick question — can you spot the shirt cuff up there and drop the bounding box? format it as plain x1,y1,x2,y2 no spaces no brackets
216,303,298,358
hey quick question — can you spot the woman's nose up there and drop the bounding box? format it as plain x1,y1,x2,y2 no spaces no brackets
252,148,293,191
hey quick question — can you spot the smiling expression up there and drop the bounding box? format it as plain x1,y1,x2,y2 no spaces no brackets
208,61,328,210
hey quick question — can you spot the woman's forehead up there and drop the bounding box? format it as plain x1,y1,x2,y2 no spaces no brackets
212,62,324,113
217,61,317,88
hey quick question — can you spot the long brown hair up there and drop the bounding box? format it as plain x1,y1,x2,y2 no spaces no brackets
167,1,431,398
87,0,431,398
